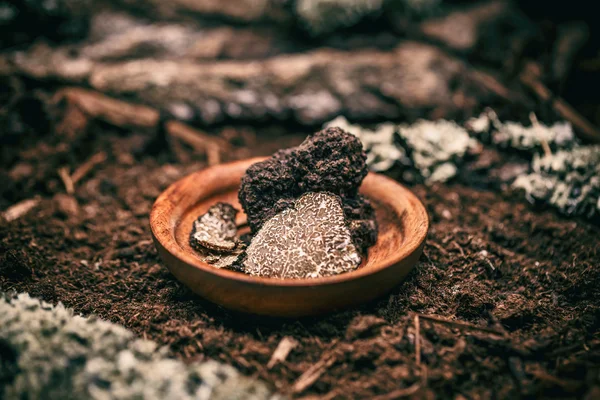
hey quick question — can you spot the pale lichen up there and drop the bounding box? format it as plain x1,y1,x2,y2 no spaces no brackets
0,292,280,400
326,116,479,183
466,109,576,152
396,119,480,183
513,146,600,218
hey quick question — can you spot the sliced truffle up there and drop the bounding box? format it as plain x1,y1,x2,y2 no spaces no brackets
238,126,377,254
243,192,362,279
193,245,246,270
189,203,244,270
189,203,238,252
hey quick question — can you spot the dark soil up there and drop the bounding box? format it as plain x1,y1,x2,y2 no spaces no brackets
1,117,599,399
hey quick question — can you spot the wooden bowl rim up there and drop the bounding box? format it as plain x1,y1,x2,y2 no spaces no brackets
150,158,429,288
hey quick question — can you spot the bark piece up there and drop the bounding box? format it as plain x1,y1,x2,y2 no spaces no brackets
8,42,502,125
419,1,509,51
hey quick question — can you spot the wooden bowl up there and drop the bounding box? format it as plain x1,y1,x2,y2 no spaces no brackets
150,158,428,317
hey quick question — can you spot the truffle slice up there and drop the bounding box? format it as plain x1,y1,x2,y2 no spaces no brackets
193,245,245,270
190,203,238,252
238,126,377,255
243,192,362,279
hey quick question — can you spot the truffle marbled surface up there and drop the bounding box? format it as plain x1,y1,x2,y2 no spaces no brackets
242,192,362,279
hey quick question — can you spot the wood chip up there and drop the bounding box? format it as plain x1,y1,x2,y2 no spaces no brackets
2,197,41,222
58,167,75,194
416,313,505,335
292,341,339,394
71,152,107,185
53,88,231,157
267,337,299,369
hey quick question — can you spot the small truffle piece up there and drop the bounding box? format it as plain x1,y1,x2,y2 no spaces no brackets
189,203,238,252
238,126,377,255
243,192,362,279
193,245,246,270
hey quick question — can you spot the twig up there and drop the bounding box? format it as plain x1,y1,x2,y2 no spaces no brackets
267,337,299,369
450,241,465,257
414,314,421,366
2,197,41,222
528,368,582,392
520,65,600,143
206,143,221,166
429,241,448,255
529,113,552,158
71,152,107,185
58,152,107,195
477,250,496,272
484,257,496,271
292,341,339,394
370,382,421,400
53,88,231,157
54,88,158,128
471,70,522,103
57,167,75,194
166,121,229,152
416,313,504,335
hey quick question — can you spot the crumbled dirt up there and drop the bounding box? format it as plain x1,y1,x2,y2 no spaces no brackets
1,114,599,399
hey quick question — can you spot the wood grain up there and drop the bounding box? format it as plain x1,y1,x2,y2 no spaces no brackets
150,158,429,317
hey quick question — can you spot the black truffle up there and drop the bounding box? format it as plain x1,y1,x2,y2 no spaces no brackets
243,192,362,279
189,203,245,270
238,127,378,254
189,203,238,251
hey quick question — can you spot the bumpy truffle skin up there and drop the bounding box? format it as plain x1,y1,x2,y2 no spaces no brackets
238,127,378,254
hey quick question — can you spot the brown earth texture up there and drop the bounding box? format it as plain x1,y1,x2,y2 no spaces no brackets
1,118,599,399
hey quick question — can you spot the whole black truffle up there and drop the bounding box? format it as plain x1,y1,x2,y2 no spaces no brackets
238,127,378,254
